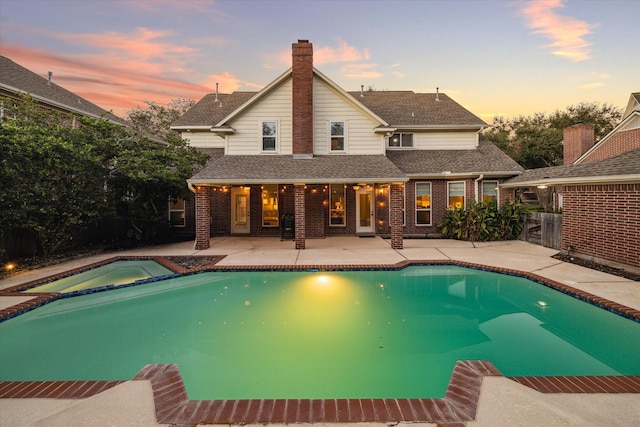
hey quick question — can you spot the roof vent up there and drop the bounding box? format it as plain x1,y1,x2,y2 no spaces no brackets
436,87,440,101
47,71,52,86
214,83,219,102
360,85,364,97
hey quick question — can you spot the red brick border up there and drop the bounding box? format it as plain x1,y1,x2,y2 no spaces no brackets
2,363,638,425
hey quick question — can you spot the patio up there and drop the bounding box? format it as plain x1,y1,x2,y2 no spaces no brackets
1,237,638,426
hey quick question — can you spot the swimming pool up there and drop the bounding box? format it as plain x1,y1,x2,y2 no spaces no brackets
1,265,638,400
21,260,173,294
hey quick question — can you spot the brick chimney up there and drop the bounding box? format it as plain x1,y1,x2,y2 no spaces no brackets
292,40,313,157
563,123,595,165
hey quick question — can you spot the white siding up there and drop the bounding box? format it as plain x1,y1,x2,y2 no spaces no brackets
226,78,293,155
313,77,384,155
620,114,640,131
414,131,478,150
181,131,225,148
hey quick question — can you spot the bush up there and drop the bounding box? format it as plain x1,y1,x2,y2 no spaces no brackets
437,200,525,242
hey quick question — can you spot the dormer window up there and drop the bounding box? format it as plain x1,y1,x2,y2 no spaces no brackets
330,121,345,152
262,121,277,152
387,132,413,148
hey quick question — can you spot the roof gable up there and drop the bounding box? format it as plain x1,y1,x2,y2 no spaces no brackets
172,72,486,131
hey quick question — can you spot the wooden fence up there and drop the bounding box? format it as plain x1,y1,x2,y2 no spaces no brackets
520,212,562,250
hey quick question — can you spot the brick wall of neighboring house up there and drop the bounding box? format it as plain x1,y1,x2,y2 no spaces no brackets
580,128,640,164
562,183,640,269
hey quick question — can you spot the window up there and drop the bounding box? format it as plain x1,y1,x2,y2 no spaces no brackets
168,197,185,227
415,182,431,225
261,184,279,227
262,121,277,152
329,184,345,226
448,182,465,210
330,121,345,152
482,181,498,204
388,132,413,148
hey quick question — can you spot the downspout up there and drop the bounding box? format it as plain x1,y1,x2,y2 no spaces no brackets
474,174,484,202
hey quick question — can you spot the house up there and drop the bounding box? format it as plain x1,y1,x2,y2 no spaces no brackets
171,40,523,250
0,55,124,125
502,92,640,271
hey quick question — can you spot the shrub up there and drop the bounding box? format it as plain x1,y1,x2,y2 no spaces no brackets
437,200,525,242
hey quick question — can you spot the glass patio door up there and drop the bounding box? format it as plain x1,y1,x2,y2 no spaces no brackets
356,188,374,234
231,187,250,234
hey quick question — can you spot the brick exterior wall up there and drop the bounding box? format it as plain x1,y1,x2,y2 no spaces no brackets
294,184,306,249
305,185,325,238
580,127,640,164
563,123,595,165
292,40,313,155
390,183,404,249
561,183,640,269
194,186,211,250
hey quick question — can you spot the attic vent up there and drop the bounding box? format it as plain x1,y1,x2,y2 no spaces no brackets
436,87,440,101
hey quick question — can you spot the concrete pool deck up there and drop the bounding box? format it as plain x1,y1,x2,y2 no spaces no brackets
1,237,639,426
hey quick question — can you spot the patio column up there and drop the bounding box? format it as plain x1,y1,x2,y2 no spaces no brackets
194,185,211,250
294,183,306,249
390,182,404,249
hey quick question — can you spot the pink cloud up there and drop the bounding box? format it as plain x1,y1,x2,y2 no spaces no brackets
520,0,595,62
340,64,383,80
272,40,370,68
1,43,213,116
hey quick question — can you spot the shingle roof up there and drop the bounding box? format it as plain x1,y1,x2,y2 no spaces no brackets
189,154,408,184
348,91,486,127
171,81,486,129
502,147,640,186
386,137,523,176
171,92,256,127
0,56,123,124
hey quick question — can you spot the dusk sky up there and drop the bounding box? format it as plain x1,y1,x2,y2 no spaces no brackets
1,0,638,122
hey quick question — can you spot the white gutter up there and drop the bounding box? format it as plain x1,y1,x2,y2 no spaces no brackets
474,174,484,202
187,177,410,188
170,125,213,131
500,174,640,188
406,171,521,179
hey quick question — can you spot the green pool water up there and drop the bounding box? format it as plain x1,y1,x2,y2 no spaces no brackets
1,266,639,399
22,260,173,293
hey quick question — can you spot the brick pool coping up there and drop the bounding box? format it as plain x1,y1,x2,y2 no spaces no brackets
1,256,639,425
1,363,639,426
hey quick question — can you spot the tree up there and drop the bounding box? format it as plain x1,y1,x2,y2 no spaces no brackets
484,102,622,169
113,98,207,241
1,96,116,258
1,95,208,259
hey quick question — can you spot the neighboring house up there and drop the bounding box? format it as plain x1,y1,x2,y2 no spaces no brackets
171,40,523,250
0,55,124,125
502,92,640,271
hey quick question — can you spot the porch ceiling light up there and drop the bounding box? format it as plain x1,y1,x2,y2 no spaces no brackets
537,185,548,189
